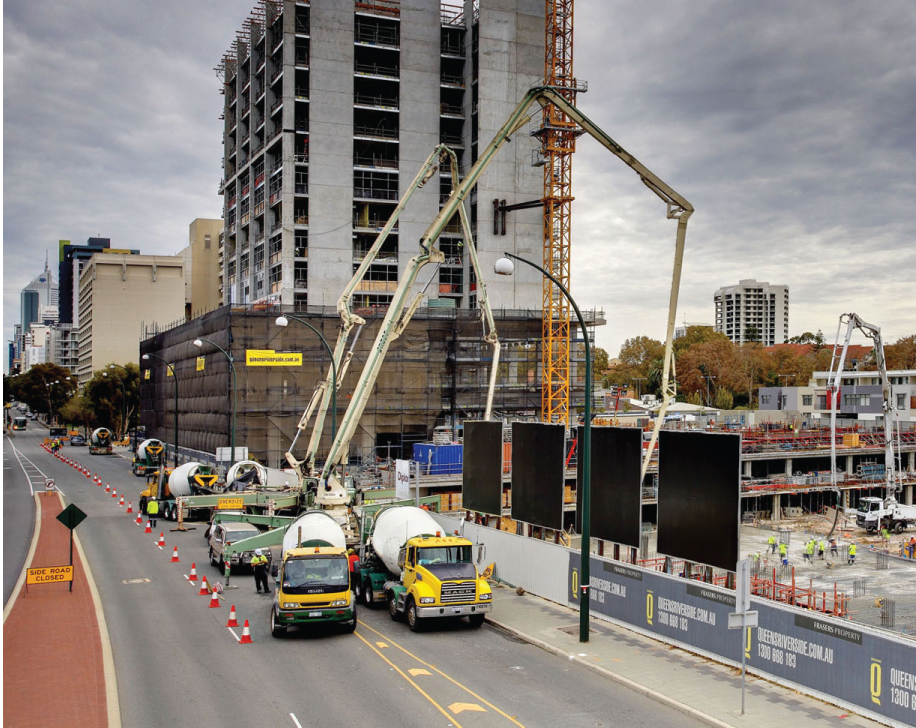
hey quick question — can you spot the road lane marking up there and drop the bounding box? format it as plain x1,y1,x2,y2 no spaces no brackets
408,668,432,676
451,703,487,715
354,630,465,728
227,627,241,642
375,641,388,648
289,713,304,728
358,620,526,728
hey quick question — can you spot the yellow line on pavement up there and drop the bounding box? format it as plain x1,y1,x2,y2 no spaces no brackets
358,621,527,727
354,630,465,728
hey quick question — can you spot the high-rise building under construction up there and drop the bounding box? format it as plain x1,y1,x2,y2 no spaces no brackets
217,0,546,313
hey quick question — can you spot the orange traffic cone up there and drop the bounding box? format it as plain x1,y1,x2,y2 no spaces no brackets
111,488,117,499
145,520,152,534
171,546,180,563
104,482,110,493
199,576,210,596
157,532,165,548
126,501,133,513
209,590,221,608
118,495,124,506
226,605,238,627
85,469,91,478
136,512,143,525
239,620,253,644
188,563,198,581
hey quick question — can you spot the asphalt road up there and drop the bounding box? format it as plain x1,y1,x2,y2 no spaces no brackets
3,432,39,606
9,431,705,728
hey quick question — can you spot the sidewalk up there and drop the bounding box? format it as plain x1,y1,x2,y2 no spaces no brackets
486,584,886,728
3,492,117,728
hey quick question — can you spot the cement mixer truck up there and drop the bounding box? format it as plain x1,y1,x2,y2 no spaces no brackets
89,427,113,455
357,505,491,631
132,438,165,476
270,510,356,637
138,461,219,521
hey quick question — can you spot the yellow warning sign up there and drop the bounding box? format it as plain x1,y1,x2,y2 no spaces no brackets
217,498,245,510
194,473,219,488
27,565,74,585
146,445,163,456
196,356,206,372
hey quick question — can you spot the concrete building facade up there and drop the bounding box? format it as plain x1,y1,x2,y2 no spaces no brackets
714,279,789,345
58,238,139,326
181,218,223,316
76,254,186,383
218,0,544,312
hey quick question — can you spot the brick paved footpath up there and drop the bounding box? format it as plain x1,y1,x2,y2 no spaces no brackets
4,492,113,727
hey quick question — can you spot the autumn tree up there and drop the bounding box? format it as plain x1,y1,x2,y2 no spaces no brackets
672,326,729,355
885,334,916,370
605,336,664,394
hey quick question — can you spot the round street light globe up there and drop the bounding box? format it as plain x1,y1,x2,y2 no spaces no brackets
494,257,515,276
192,339,203,348
275,316,289,327
141,354,150,360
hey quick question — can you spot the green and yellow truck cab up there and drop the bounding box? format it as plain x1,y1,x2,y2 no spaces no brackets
270,546,356,636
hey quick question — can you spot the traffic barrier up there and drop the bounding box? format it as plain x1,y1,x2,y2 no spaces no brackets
171,546,180,563
209,590,221,608
239,620,253,644
188,563,198,581
144,520,152,534
226,605,238,627
157,532,165,548
126,501,133,513
199,576,210,596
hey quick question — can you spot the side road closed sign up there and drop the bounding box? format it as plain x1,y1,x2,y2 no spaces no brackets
27,565,74,584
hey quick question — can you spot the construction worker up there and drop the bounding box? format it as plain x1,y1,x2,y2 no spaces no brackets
779,542,788,566
817,539,825,560
147,498,159,528
767,534,777,554
829,537,839,557
880,527,890,548
252,549,270,594
804,539,814,563
907,536,916,560
847,542,857,565
347,548,360,576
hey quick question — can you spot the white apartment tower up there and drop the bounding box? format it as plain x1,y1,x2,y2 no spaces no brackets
218,0,545,312
714,279,789,345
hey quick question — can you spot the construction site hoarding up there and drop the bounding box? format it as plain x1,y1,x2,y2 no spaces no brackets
568,552,915,728
577,426,642,547
511,422,565,530
657,431,741,572
462,420,503,515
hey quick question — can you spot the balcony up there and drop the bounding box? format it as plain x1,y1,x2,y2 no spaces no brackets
440,73,465,88
354,155,398,170
439,102,464,117
294,214,309,226
295,86,309,101
353,124,399,140
354,94,399,110
354,216,398,231
354,25,399,49
354,187,398,201
270,66,283,85
295,53,309,68
354,61,399,80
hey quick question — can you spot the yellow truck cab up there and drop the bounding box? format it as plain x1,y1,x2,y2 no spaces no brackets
270,546,356,637
388,535,492,631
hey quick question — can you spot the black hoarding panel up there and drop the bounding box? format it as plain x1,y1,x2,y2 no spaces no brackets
511,422,565,530
656,430,740,572
462,420,503,515
576,426,642,547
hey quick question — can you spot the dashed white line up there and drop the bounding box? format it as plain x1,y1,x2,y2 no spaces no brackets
227,627,241,642
290,713,304,728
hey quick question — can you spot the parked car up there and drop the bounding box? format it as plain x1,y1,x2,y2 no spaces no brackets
69,434,87,446
207,521,268,573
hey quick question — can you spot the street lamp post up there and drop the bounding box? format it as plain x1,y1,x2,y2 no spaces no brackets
275,314,338,442
495,251,593,644
102,372,128,440
193,337,237,465
142,353,179,467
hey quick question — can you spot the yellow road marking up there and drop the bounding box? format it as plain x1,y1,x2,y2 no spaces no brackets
354,630,464,728
358,620,527,727
375,641,388,648
408,668,432,676
451,702,487,715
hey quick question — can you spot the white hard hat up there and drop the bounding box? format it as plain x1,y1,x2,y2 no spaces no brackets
255,549,263,556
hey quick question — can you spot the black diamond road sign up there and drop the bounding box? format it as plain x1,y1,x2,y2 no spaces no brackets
56,503,87,531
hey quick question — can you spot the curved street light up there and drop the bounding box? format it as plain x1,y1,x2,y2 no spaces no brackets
193,337,237,465
275,314,338,444
495,251,593,644
142,353,179,466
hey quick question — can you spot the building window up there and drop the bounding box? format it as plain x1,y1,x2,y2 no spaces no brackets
843,393,869,407
802,394,813,407
816,395,827,409
204,234,212,250
897,393,906,409
760,394,771,405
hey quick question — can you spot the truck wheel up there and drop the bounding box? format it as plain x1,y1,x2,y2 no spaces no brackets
406,599,423,632
388,593,403,622
895,522,905,534
342,608,357,634
468,614,485,628
360,580,374,607
270,608,286,638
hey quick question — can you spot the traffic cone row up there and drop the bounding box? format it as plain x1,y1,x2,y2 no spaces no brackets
126,501,133,513
226,605,238,627
119,495,125,507
209,590,221,608
157,532,165,549
171,546,180,563
199,576,210,596
145,520,152,534
136,513,143,525
239,620,253,644
187,563,198,581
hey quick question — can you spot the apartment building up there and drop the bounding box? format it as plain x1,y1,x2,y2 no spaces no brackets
714,279,789,345
76,254,186,384
217,0,544,312
181,218,223,316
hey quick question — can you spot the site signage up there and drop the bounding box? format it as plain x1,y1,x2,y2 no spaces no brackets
27,565,74,585
217,498,245,510
568,553,915,726
245,349,303,366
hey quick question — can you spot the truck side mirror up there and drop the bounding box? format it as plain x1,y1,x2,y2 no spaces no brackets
477,545,486,563
397,547,406,569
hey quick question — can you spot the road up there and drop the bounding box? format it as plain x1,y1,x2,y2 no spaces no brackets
3,432,38,606
7,429,705,728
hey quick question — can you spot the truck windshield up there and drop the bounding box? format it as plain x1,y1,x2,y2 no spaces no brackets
283,557,349,592
225,530,257,543
857,502,880,514
417,546,477,580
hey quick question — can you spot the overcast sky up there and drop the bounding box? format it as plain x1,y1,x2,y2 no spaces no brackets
4,1,914,372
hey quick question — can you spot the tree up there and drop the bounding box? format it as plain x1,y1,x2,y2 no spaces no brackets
885,334,916,370
715,388,734,410
7,363,73,421
592,347,609,379
59,396,96,432
743,325,761,344
605,336,664,392
672,326,729,355
85,363,140,439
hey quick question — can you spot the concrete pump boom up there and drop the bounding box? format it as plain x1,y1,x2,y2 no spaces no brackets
317,86,693,497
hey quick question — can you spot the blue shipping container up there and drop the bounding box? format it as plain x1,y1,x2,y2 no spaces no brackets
413,443,463,475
